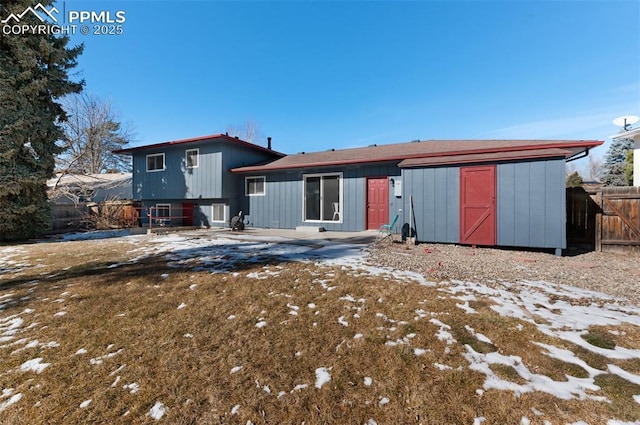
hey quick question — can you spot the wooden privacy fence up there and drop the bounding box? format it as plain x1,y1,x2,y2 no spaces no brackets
50,200,140,233
567,186,640,253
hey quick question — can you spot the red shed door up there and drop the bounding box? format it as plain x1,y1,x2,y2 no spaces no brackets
460,166,496,245
367,177,388,230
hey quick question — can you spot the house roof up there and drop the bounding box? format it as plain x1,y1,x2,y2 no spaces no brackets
47,173,133,203
398,148,573,168
611,127,640,143
114,133,285,157
231,139,603,173
47,172,132,187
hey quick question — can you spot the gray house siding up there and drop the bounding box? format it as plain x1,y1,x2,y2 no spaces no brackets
221,143,278,220
131,138,279,227
132,145,223,201
132,141,277,202
497,158,566,250
243,164,401,231
401,166,460,243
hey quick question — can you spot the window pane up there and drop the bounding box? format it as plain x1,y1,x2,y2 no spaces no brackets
186,150,198,168
322,176,340,221
156,205,170,218
254,179,264,194
305,177,320,220
147,154,164,171
246,177,265,195
212,204,224,221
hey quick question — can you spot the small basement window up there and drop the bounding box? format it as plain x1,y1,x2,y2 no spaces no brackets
186,148,199,168
246,176,266,196
154,203,171,226
146,153,165,172
212,203,225,222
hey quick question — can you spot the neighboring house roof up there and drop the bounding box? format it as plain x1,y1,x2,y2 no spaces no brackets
231,139,603,173
48,173,133,203
611,127,640,142
114,133,285,157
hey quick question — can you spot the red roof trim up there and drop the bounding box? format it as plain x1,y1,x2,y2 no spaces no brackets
114,133,285,157
231,140,602,173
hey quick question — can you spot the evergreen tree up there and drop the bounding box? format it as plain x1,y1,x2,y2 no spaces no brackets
601,138,634,186
623,149,634,185
565,171,583,188
0,1,83,241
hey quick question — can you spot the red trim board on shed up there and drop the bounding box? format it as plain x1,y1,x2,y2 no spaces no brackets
366,177,388,230
460,166,496,246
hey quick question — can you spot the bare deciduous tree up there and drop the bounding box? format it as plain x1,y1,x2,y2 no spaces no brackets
588,155,603,181
225,120,264,145
56,93,133,178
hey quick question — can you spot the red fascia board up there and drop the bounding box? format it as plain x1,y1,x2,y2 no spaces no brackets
114,133,285,157
230,140,603,173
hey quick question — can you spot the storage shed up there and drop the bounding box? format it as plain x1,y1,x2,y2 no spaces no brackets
233,139,603,254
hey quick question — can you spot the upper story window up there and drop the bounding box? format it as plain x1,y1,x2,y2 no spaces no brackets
246,176,266,196
186,148,199,168
146,153,165,172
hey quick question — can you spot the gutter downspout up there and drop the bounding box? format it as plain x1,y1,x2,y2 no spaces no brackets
566,148,590,163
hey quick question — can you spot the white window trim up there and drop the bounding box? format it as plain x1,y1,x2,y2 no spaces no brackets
211,203,226,223
302,172,343,224
155,203,171,217
146,153,165,172
154,203,171,226
186,148,199,169
245,176,266,196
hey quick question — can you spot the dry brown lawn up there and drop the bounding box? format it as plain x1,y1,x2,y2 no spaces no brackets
0,234,639,424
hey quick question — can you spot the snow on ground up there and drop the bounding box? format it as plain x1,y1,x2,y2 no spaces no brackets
60,230,131,241
0,247,30,279
2,230,640,421
147,401,167,420
314,367,332,388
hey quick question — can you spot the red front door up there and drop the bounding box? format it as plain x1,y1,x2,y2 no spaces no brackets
460,166,496,245
367,177,388,230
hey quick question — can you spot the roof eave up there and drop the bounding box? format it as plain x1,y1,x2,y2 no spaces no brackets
611,127,640,141
114,133,285,157
231,140,603,173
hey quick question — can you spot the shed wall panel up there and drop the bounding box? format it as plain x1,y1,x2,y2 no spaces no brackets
401,167,459,243
497,159,566,249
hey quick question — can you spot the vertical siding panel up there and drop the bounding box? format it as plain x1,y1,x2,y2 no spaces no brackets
353,171,361,230
528,161,546,247
545,160,566,249
446,167,460,243
513,163,530,246
425,169,435,240
497,163,515,246
434,168,448,242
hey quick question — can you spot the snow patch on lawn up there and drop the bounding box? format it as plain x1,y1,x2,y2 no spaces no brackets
19,358,49,374
147,401,167,420
315,367,332,388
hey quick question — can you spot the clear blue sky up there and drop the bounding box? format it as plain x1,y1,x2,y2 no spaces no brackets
59,0,639,172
